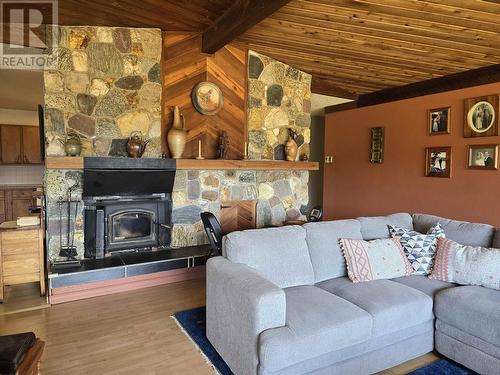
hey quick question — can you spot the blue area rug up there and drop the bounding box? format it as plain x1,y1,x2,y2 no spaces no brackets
408,359,477,375
174,307,476,375
173,306,233,375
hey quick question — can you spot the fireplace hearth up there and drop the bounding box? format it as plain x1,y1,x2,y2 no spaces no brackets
82,157,176,259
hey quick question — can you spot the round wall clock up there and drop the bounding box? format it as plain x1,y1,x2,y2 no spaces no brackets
192,81,224,115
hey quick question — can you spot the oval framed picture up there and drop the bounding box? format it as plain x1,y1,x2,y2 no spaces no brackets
467,101,495,133
191,81,224,115
464,94,499,138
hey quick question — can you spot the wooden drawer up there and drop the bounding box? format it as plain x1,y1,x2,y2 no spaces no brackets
3,272,40,284
1,231,39,255
3,257,40,276
12,189,35,199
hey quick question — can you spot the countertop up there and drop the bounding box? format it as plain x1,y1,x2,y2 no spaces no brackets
0,220,41,232
0,184,43,190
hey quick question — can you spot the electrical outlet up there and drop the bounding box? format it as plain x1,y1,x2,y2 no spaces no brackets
324,156,334,164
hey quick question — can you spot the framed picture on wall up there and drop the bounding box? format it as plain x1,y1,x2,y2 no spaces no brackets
464,95,499,138
468,144,499,170
425,146,452,178
428,107,450,135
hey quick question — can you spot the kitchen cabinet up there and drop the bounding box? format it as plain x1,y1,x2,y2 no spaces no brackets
0,187,38,224
0,125,42,164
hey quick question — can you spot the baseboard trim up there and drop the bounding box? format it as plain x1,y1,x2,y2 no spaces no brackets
49,266,205,304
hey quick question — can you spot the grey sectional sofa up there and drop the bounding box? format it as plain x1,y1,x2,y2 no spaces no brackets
206,213,500,375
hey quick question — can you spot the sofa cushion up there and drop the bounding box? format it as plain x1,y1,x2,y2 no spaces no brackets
357,213,413,240
223,225,314,288
493,229,500,248
435,286,500,347
304,220,363,282
317,277,433,336
258,285,372,372
430,238,500,290
389,223,445,275
340,238,413,283
413,213,495,247
391,275,455,298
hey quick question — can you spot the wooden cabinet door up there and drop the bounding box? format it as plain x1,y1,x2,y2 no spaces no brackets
0,125,22,163
21,126,41,164
11,189,35,220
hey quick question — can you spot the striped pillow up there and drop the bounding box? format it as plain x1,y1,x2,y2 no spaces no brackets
430,237,500,290
340,238,413,283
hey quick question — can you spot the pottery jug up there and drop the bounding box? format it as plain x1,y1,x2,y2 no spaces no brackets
126,131,149,158
167,106,187,159
60,132,82,157
285,136,298,161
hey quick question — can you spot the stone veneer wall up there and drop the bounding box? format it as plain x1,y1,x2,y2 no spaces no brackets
43,33,311,260
45,168,309,260
170,170,309,247
247,51,312,161
44,26,162,157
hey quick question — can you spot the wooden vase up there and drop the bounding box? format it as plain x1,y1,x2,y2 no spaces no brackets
285,136,298,161
167,106,186,159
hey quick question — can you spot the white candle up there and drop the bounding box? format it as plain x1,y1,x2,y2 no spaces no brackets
244,142,248,157
198,139,202,157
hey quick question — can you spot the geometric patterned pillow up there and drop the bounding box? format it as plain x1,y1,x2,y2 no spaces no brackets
389,223,445,275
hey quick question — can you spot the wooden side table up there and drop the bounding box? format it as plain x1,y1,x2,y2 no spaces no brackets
0,222,45,302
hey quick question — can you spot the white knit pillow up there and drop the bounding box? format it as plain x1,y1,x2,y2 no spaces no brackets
340,238,413,283
430,237,500,290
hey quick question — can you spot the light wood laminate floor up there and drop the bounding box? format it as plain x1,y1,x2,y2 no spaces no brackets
0,279,439,374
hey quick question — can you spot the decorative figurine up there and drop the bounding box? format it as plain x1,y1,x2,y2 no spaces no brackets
218,131,229,159
285,128,298,161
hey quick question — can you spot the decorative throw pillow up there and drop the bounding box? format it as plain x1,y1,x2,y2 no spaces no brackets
340,238,413,283
430,237,500,290
389,223,445,275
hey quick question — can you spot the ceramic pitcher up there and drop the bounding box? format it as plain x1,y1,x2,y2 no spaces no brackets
167,106,187,159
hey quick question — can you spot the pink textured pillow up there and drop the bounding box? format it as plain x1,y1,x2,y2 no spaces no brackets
340,238,413,283
430,237,500,290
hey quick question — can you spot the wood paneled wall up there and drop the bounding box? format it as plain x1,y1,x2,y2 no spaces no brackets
162,32,247,159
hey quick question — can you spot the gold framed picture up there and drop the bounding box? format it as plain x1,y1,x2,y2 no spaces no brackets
428,107,451,135
467,144,499,170
191,81,224,115
426,146,452,178
464,95,499,138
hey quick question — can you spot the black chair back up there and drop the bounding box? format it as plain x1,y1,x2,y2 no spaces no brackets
200,212,223,256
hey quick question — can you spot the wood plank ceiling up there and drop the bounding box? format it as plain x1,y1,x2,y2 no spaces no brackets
54,0,500,98
236,0,500,98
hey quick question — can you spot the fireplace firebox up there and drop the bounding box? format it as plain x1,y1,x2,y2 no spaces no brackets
83,157,176,259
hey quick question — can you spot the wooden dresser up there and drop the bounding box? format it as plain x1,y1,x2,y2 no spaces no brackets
0,222,45,301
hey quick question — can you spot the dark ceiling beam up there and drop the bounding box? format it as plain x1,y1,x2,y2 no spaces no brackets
325,63,500,114
202,0,292,54
311,76,359,100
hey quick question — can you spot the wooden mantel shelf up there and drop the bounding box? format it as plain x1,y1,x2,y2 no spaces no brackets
45,157,319,171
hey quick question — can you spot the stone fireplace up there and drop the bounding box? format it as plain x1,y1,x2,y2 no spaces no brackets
43,26,312,261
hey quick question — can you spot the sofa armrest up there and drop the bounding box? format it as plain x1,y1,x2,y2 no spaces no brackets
206,256,286,375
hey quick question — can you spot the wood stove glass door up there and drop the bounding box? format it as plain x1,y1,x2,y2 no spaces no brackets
108,209,156,250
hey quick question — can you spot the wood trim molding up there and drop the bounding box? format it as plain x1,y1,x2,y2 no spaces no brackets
325,64,500,113
202,0,292,54
49,266,206,304
45,157,319,171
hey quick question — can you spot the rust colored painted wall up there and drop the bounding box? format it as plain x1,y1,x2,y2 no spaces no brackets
324,82,500,227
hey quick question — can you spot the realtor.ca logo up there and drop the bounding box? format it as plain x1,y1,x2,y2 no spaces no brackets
0,0,58,69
